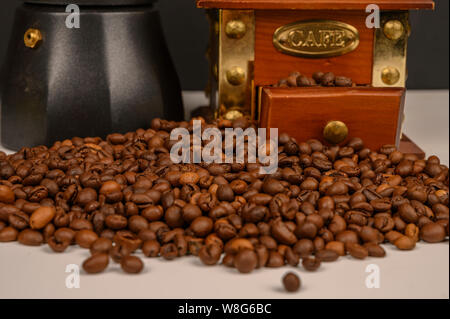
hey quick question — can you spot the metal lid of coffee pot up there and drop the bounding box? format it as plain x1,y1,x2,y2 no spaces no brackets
24,0,157,5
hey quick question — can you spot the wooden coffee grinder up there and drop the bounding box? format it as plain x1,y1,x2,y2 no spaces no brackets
197,0,434,156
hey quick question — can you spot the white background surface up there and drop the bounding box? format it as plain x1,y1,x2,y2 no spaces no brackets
0,90,448,299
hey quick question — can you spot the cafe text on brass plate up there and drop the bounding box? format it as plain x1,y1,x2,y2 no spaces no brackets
273,20,360,58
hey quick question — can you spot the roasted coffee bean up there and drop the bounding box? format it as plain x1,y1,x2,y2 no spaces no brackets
394,235,416,250
282,272,301,292
199,244,222,265
110,243,132,263
0,185,15,204
120,255,144,274
90,238,113,254
302,256,321,271
325,241,345,256
398,203,419,223
75,229,98,249
47,236,70,253
285,247,300,266
0,226,19,242
83,252,110,274
234,249,258,273
364,243,386,257
30,206,56,230
346,243,368,259
420,223,446,243
312,71,324,83
190,216,213,237
182,204,202,223
405,224,420,242
18,229,43,246
143,240,161,257
267,251,285,267
316,249,339,262
55,227,76,244
335,76,352,87
321,72,335,86
293,239,314,257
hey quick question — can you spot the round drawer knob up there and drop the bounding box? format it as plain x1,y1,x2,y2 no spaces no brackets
24,28,42,49
323,121,348,144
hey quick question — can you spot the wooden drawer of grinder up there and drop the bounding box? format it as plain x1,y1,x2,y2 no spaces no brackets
259,86,405,151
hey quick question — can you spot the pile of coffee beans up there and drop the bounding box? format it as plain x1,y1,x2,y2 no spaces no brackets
0,117,448,286
274,71,353,88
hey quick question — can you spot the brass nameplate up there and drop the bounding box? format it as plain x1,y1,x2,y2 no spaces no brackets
273,20,360,58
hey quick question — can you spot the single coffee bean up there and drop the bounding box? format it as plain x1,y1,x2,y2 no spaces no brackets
363,243,386,257
18,229,43,246
325,241,345,256
217,184,234,202
179,172,200,185
198,244,222,265
346,243,368,259
120,255,144,274
30,206,56,230
282,272,301,292
420,223,446,243
398,203,419,223
55,227,76,244
335,76,352,87
312,71,324,83
385,230,403,244
266,251,285,267
394,235,416,250
47,236,70,253
75,229,99,249
182,204,202,223
404,224,420,242
83,253,110,274
190,216,213,237
302,256,321,271
142,240,161,257
0,226,19,242
293,239,314,257
321,72,335,86
90,238,113,254
0,185,15,204
234,249,258,273
315,249,339,262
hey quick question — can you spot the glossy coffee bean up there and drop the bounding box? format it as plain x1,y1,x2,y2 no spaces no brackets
346,243,368,259
120,255,144,274
142,240,160,257
302,257,321,271
75,230,99,249
18,229,43,246
420,223,446,243
234,249,258,273
315,249,339,262
282,272,301,292
83,253,109,274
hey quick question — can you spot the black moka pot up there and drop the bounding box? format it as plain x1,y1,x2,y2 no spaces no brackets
0,0,184,150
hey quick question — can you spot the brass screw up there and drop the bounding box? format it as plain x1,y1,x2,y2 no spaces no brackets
323,121,349,144
224,109,244,121
24,28,42,49
383,20,404,41
381,66,401,85
226,66,246,86
225,20,246,39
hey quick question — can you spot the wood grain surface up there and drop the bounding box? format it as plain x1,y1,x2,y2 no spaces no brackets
260,86,406,150
254,10,374,86
197,0,434,10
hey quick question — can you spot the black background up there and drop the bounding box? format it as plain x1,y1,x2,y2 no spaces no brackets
0,0,448,90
